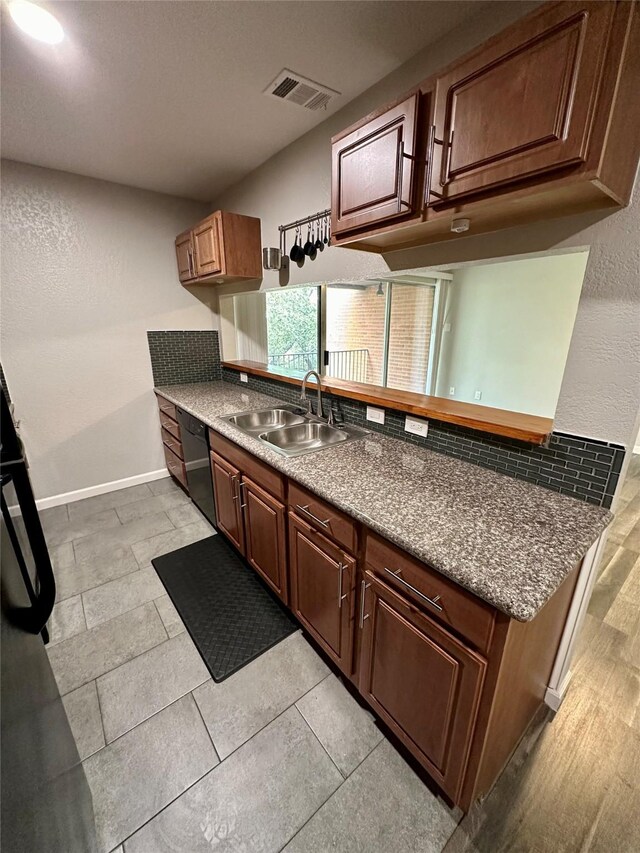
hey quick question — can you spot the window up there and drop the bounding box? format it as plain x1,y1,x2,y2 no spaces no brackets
325,279,438,392
266,287,319,374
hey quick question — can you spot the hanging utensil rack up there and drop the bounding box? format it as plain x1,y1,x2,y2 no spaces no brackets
278,208,331,254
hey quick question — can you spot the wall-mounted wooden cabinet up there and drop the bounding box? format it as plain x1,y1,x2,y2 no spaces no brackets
331,1,640,252
175,210,262,285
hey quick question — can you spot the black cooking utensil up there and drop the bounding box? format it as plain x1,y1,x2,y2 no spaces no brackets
315,218,324,252
304,223,315,257
290,226,302,262
323,216,329,245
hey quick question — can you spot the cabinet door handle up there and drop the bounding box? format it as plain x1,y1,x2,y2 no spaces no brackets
231,474,239,502
359,579,371,629
239,480,248,509
383,567,442,612
424,124,446,207
337,562,348,608
295,504,330,529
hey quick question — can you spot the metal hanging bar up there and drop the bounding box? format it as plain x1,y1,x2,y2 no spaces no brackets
278,208,331,235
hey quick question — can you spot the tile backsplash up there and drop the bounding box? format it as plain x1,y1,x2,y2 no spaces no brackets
147,330,221,386
221,366,623,510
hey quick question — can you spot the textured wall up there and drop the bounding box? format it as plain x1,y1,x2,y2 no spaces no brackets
211,0,640,452
1,160,215,499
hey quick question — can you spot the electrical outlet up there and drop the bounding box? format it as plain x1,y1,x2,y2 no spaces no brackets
443,322,452,332
474,390,482,401
449,386,455,396
405,416,429,438
240,372,249,383
366,406,385,425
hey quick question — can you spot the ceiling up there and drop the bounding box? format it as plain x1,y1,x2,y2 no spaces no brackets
1,0,483,202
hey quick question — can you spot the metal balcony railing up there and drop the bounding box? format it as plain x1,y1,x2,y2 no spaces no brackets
267,349,370,383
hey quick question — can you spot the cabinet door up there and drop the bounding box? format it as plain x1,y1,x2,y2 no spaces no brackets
193,216,223,277
430,1,617,205
331,93,419,236
242,477,288,603
210,451,244,554
289,513,355,674
357,570,486,801
175,231,195,283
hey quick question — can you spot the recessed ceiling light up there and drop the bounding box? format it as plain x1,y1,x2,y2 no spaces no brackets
9,1,64,44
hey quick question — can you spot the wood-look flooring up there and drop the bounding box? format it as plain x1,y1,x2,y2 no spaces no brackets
447,454,640,853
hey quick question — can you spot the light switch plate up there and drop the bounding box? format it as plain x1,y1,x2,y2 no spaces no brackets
366,406,385,425
405,415,429,438
240,372,249,383
474,390,482,400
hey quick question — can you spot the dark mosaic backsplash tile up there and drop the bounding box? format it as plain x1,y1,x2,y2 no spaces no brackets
221,366,624,510
148,330,221,386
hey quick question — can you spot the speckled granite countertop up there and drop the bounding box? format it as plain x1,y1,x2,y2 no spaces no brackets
156,381,611,621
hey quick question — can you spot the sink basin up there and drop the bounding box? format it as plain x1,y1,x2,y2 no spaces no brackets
260,422,349,456
222,404,370,457
227,408,305,434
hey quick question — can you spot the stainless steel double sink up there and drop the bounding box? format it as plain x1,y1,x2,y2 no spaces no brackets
222,404,369,458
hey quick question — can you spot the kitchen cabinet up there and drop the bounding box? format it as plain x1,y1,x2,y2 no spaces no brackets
331,0,640,252
174,210,262,286
357,570,486,802
175,230,196,284
209,430,288,603
155,394,188,491
210,450,244,554
243,477,287,602
331,93,420,237
289,512,355,674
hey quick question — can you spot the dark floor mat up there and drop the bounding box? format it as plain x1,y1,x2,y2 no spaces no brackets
152,535,297,682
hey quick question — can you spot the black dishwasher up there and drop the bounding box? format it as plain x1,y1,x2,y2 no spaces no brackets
176,408,217,527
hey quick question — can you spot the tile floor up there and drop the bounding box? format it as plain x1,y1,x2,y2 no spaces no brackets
44,476,459,853
45,460,640,853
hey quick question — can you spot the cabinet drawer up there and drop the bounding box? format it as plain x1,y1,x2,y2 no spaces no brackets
163,443,187,489
288,482,356,554
209,429,285,500
161,427,183,460
156,395,177,422
159,411,180,441
365,531,495,653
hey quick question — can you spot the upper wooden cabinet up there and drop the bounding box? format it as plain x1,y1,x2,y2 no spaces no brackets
331,94,420,236
175,210,261,285
331,1,640,252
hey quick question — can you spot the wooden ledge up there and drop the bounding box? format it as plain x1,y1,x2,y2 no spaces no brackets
222,360,553,445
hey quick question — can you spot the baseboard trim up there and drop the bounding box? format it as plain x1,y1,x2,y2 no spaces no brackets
545,670,573,711
27,469,169,511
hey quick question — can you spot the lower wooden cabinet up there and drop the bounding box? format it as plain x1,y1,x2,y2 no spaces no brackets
243,477,287,603
210,451,244,553
357,570,486,802
207,430,577,812
210,452,288,603
288,512,355,674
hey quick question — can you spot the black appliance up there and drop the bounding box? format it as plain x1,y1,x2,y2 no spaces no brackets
1,387,97,852
176,407,217,526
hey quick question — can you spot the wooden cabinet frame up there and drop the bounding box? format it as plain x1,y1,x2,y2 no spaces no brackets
174,210,262,286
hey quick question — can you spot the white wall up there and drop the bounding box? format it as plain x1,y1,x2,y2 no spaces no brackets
1,160,214,500
211,0,640,450
435,253,588,417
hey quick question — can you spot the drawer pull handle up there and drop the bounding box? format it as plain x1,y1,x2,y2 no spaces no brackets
337,562,348,608
296,504,330,528
383,567,443,612
359,580,371,629
160,405,174,414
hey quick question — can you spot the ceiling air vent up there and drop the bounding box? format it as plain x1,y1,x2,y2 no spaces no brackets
264,69,340,111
